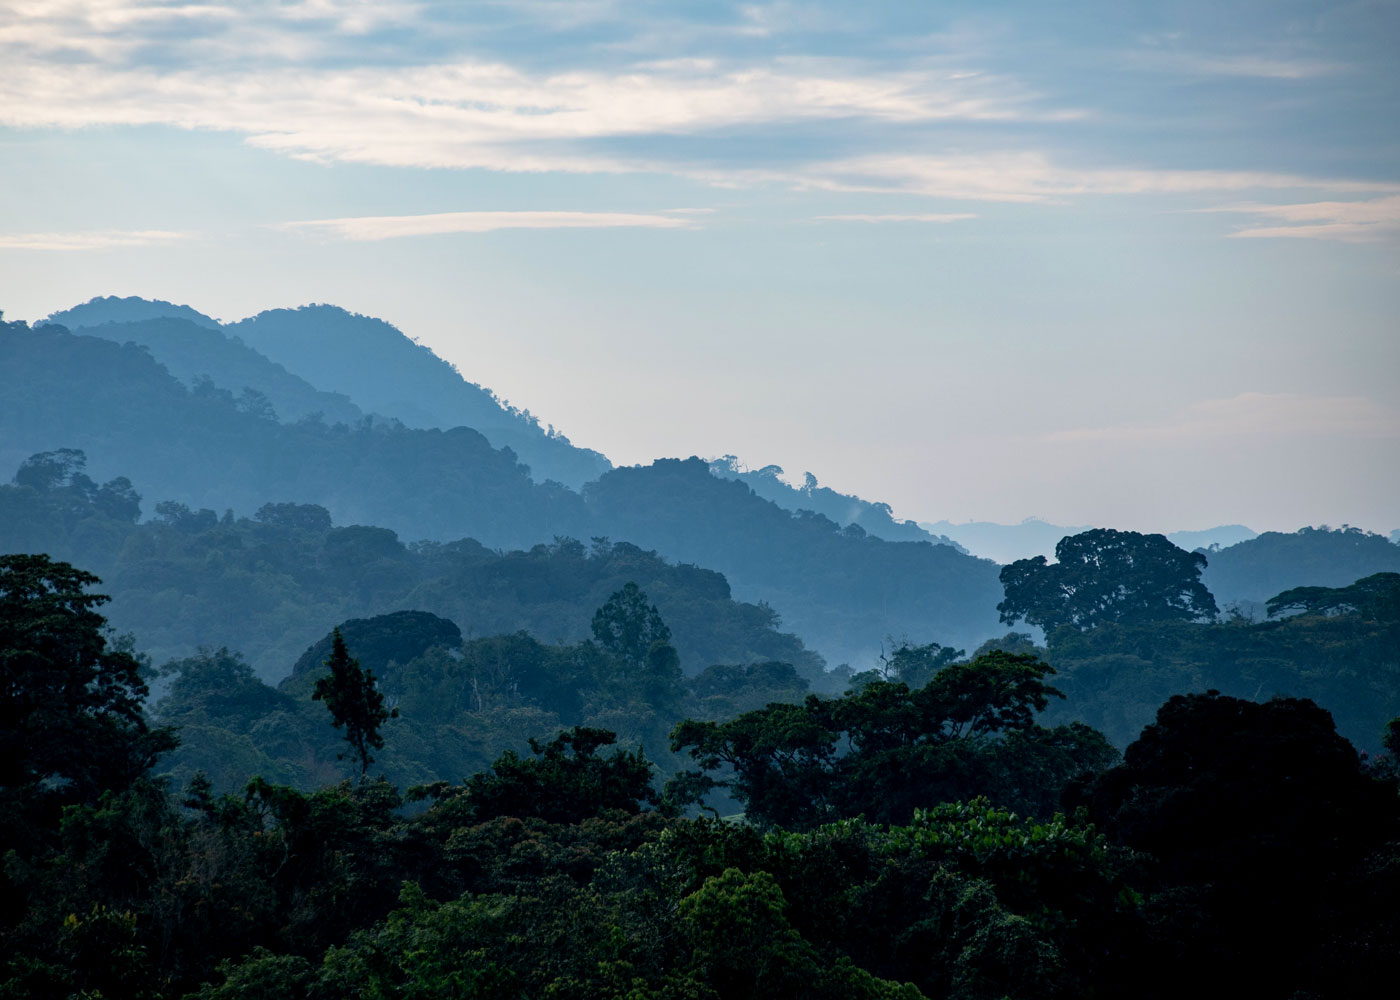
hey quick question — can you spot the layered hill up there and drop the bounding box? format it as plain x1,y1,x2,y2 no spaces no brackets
0,317,1009,667
1202,525,1400,608
45,315,366,426
43,296,611,489
44,294,222,331
587,458,1003,662
0,320,586,549
0,466,823,683
225,305,612,488
710,456,965,549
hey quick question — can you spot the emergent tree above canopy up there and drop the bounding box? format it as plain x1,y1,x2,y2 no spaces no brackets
997,528,1219,635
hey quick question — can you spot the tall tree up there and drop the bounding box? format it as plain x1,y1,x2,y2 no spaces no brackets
591,581,685,715
591,581,672,669
0,554,176,836
998,528,1218,636
312,628,398,778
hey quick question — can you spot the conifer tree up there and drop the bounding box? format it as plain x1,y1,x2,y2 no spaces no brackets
312,628,398,778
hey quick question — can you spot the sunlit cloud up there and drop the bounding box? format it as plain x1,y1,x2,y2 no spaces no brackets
0,228,190,250
1046,393,1400,446
1200,195,1400,243
0,2,1063,180
275,210,694,241
1,1,1395,235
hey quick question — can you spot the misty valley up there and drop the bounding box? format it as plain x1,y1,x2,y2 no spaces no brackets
2,296,1398,999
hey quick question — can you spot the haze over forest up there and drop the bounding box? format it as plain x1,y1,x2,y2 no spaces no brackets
2,3,1398,999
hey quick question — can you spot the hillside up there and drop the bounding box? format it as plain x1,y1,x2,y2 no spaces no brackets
0,467,822,683
1203,525,1400,607
44,294,222,331
44,296,612,489
586,458,1005,662
0,319,1013,668
0,321,586,549
710,456,965,548
51,316,366,425
226,305,611,488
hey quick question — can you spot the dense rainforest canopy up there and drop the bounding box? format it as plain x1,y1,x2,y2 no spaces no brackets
0,556,1396,999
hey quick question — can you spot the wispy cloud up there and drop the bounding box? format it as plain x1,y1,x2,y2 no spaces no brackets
720,153,1399,205
815,213,975,224
0,3,1063,180
275,210,694,241
0,228,189,251
1201,195,1400,243
2,2,1395,237
1047,393,1400,446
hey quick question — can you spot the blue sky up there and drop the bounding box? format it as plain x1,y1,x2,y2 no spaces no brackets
1,1,1397,532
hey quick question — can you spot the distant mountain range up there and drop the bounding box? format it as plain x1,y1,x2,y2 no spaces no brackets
43,296,611,489
7,295,1395,674
2,305,1007,666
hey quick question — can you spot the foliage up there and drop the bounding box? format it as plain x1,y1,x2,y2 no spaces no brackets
673,651,1117,829
998,528,1218,635
0,554,176,850
313,629,399,777
1266,570,1400,620
442,726,659,825
1069,691,1400,998
1043,588,1400,749
0,467,824,684
0,548,1395,1000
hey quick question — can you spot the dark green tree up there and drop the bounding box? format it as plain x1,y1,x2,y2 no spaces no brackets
1070,691,1400,999
591,581,685,716
0,554,177,835
673,651,1107,829
453,726,657,824
1266,571,1400,621
998,528,1219,635
591,581,672,669
312,628,398,778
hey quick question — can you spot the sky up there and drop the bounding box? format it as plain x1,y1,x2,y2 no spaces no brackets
1,0,1397,534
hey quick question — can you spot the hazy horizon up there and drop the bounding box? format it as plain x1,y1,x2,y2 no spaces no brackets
3,1,1397,533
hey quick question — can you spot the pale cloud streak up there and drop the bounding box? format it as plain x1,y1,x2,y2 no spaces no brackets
706,153,1399,205
0,53,1055,175
1203,195,1400,243
275,210,694,241
0,228,189,250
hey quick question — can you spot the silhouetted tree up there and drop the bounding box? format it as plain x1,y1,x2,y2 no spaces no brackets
0,554,176,837
591,581,672,669
312,628,398,778
1266,571,1400,620
998,528,1218,635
